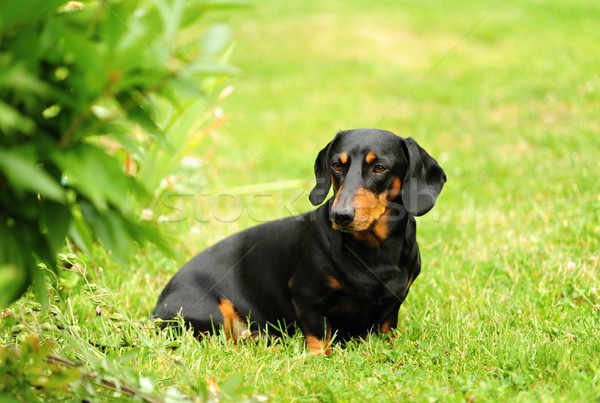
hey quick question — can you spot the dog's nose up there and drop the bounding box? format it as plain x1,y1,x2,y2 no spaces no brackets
332,207,355,226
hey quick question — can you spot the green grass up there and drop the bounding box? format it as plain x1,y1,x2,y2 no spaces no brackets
2,0,599,401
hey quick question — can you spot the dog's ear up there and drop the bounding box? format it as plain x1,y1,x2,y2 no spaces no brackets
401,137,447,216
309,133,341,206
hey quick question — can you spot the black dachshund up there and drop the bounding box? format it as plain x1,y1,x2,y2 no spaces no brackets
154,128,446,355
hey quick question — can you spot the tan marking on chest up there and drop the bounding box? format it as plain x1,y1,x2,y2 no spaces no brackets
327,275,343,290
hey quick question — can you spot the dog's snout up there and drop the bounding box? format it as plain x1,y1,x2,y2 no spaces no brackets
332,207,355,226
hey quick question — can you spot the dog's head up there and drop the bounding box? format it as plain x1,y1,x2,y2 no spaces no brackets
309,129,446,234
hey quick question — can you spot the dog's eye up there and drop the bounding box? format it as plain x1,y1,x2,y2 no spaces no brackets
373,164,387,174
331,161,343,172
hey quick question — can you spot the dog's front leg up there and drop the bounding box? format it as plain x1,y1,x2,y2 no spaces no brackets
289,277,333,356
298,312,333,356
306,320,332,356
379,302,402,334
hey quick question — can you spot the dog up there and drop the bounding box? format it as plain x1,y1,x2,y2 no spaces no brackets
153,128,446,355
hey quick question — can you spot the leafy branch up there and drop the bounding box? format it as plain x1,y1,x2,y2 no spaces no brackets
0,0,246,307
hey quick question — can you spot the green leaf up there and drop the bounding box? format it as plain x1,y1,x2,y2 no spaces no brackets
0,220,42,307
0,148,65,202
0,100,36,135
52,143,130,213
0,1,64,31
109,4,165,69
201,24,233,60
0,264,27,308
49,20,108,99
28,229,55,306
107,122,149,160
125,220,173,258
39,200,71,252
99,1,130,51
0,63,50,97
122,96,165,139
30,262,48,307
80,202,131,260
137,98,208,192
0,393,21,403
67,212,94,255
154,0,185,53
111,70,167,95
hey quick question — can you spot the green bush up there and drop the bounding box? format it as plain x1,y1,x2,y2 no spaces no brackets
0,0,244,307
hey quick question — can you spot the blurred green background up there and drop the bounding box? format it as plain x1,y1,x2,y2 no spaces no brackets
187,0,599,259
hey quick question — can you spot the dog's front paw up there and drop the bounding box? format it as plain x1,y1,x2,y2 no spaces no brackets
306,335,333,356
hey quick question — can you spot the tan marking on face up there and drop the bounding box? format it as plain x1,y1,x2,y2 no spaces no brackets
365,151,377,163
331,174,338,192
373,191,393,239
339,152,348,164
350,178,403,247
349,187,388,231
406,276,415,291
332,184,344,209
380,321,391,334
218,298,247,341
371,221,388,243
387,177,402,201
306,328,333,356
327,275,343,290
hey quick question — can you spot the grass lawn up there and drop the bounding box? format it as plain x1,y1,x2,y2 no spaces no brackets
2,0,599,401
